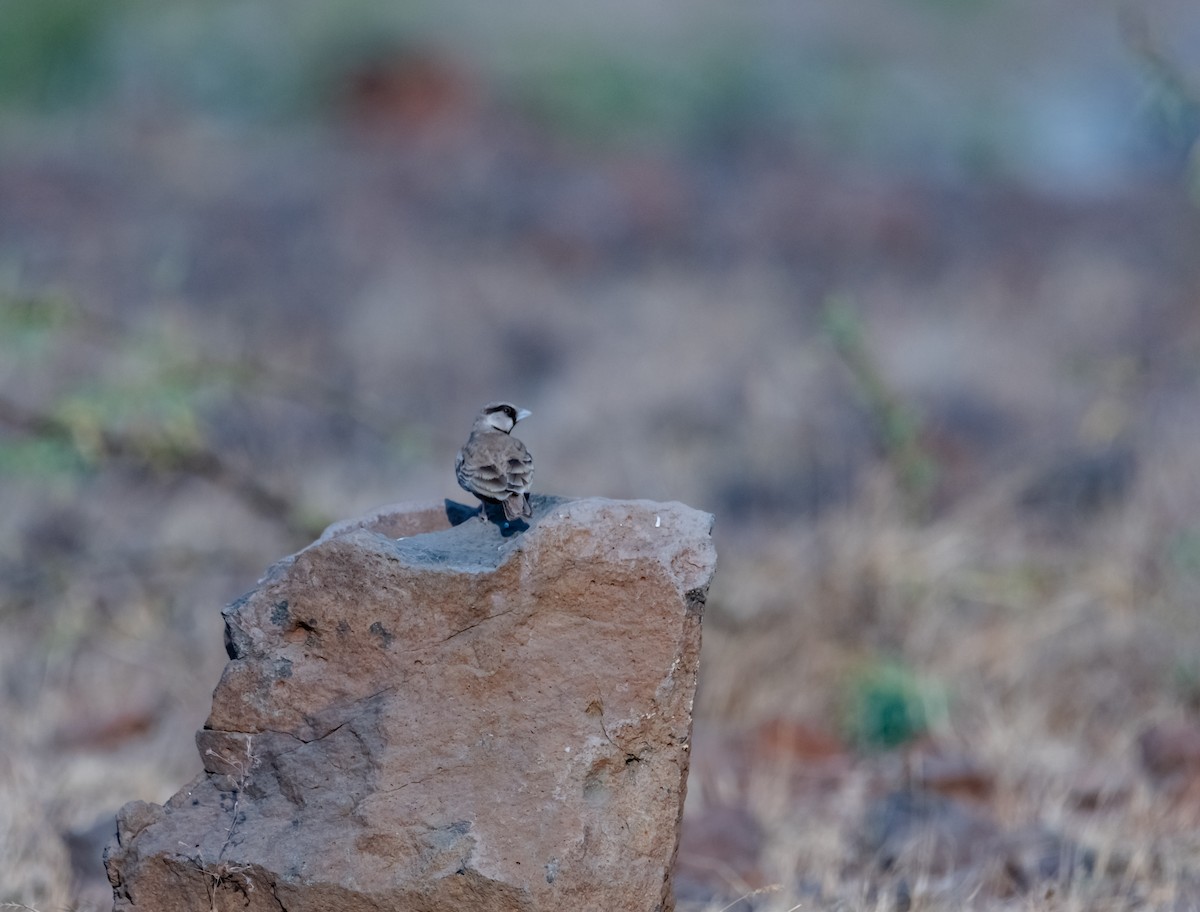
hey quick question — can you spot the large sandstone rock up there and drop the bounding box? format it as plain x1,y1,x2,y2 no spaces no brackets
105,496,714,912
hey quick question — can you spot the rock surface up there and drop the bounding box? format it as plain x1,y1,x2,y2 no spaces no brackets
105,495,714,912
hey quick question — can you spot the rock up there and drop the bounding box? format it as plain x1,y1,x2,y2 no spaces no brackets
104,495,714,912
854,789,1092,901
65,812,119,910
856,788,1004,878
998,824,1093,893
907,745,994,801
674,804,766,907
1138,720,1200,785
1018,445,1137,520
1065,764,1133,811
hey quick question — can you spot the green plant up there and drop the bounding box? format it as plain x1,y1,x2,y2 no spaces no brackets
840,658,942,750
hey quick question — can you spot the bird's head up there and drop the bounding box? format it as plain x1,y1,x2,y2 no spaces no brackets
479,402,531,434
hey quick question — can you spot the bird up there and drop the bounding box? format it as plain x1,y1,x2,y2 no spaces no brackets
455,402,534,522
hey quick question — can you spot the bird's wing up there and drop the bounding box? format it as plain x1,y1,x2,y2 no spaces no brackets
458,434,532,498
502,438,533,494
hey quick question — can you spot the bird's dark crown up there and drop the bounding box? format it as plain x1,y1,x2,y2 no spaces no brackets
475,401,530,435
484,402,519,423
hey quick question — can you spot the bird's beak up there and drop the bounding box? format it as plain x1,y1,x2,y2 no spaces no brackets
516,408,532,422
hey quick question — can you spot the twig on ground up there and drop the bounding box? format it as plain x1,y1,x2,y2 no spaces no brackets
0,394,324,541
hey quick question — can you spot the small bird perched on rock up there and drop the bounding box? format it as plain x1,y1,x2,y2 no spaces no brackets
455,402,534,522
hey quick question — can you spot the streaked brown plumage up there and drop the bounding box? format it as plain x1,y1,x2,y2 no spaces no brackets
455,402,534,522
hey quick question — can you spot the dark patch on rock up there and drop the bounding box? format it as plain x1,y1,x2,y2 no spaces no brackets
368,621,394,648
270,600,290,626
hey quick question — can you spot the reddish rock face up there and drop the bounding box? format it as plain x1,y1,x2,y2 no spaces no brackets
105,496,713,912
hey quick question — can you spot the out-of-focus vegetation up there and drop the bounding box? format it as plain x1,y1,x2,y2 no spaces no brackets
839,658,943,751
1,0,1196,187
0,0,120,111
822,295,938,518
0,292,327,539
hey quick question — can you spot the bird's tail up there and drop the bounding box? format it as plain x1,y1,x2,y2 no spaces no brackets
503,493,532,521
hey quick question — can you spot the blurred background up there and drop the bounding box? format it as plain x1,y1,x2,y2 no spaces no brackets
3,0,1200,908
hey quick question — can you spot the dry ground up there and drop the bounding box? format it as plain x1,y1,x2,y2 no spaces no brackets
3,16,1200,911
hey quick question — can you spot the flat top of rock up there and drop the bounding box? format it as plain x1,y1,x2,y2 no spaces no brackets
305,494,714,580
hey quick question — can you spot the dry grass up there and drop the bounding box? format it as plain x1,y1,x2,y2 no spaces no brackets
686,452,1200,910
